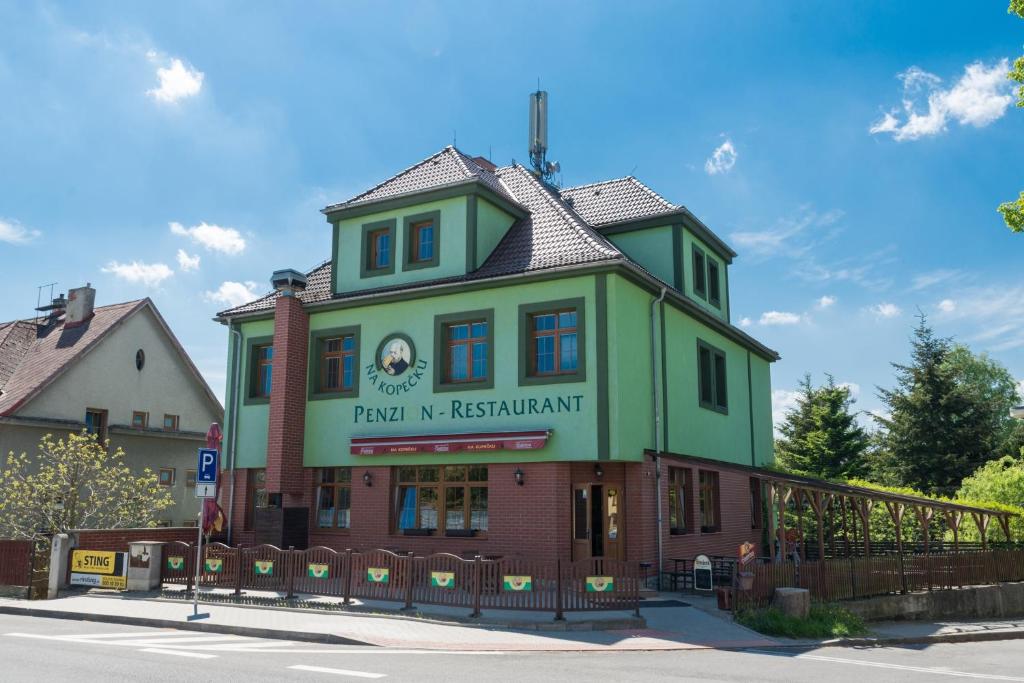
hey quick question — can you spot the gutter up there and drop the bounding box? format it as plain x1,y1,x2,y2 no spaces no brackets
650,286,667,591
226,320,243,544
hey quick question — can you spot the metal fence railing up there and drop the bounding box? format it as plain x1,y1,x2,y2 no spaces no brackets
160,544,641,619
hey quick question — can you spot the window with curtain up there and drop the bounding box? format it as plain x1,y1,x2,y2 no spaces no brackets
699,470,721,533
394,465,488,534
315,467,352,529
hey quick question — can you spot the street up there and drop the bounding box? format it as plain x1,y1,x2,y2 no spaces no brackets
1,613,1023,681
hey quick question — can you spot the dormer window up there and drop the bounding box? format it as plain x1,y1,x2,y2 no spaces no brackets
403,210,441,271
361,219,396,277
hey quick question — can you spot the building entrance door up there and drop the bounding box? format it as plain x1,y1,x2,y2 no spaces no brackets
572,483,624,561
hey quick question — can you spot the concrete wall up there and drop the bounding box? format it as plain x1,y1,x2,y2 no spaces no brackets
844,582,1024,622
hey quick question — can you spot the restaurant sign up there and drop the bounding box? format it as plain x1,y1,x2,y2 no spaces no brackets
351,430,550,455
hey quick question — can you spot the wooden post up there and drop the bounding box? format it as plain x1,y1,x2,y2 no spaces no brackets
286,546,295,600
343,549,353,605
471,555,482,618
946,510,962,552
234,546,243,598
885,501,905,556
555,558,565,621
841,497,851,556
796,490,807,562
972,513,991,551
776,483,788,561
860,499,873,557
828,497,837,558
997,515,1012,544
403,552,414,610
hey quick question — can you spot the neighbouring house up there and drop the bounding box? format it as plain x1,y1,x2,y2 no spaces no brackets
0,285,224,527
214,96,778,583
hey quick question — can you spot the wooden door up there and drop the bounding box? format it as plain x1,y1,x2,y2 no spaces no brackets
604,486,623,560
572,484,591,561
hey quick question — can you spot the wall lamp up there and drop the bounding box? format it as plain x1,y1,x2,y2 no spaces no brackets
594,463,604,479
514,468,525,486
363,471,373,487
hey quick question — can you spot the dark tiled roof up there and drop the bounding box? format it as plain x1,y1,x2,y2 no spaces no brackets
0,301,146,415
323,146,517,212
560,176,679,227
218,260,333,316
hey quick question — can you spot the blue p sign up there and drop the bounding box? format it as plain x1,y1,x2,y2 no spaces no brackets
197,448,219,484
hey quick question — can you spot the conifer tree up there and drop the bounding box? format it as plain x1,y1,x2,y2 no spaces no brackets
775,373,869,479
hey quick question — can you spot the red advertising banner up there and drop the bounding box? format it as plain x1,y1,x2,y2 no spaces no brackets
350,430,550,455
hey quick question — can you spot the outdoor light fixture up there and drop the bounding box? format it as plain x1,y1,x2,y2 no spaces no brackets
594,463,604,479
514,468,525,486
363,471,373,487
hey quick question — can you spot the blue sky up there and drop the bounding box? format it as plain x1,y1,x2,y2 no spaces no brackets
1,1,1022,427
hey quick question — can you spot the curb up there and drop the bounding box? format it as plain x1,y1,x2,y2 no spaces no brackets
823,629,1024,648
0,604,376,647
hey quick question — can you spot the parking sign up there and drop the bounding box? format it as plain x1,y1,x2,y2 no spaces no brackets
196,448,218,499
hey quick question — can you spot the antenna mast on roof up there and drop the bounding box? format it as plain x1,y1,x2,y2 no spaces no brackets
528,88,560,185
34,282,56,323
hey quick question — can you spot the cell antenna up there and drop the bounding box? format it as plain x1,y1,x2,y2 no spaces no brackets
528,89,561,184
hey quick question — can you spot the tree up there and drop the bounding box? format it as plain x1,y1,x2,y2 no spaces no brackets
1000,1,1024,232
0,431,174,541
873,317,1019,496
775,374,870,479
956,455,1024,541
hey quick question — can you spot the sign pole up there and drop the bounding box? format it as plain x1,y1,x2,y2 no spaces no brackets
188,446,217,622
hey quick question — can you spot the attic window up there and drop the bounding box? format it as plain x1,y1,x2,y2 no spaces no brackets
135,349,145,371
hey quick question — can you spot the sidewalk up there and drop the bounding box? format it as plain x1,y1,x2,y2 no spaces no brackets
0,590,777,651
2,591,1020,651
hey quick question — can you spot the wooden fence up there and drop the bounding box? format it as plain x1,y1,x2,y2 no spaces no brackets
160,543,640,618
738,548,1024,608
0,540,32,588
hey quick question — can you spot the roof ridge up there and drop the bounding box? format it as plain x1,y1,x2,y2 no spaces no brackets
331,147,453,209
625,176,678,211
561,176,635,192
505,165,621,259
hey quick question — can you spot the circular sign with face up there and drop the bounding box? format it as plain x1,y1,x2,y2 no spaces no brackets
376,334,415,377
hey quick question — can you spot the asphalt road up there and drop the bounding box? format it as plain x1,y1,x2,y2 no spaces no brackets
1,613,1023,682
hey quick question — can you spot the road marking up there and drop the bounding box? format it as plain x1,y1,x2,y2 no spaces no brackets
747,650,1024,681
140,648,218,659
52,631,186,639
288,664,385,678
107,635,248,646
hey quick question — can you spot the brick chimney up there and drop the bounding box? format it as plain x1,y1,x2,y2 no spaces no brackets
264,269,309,506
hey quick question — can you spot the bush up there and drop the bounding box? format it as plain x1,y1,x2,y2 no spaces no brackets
735,604,868,639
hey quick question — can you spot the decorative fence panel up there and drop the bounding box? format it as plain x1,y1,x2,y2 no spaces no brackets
160,545,641,617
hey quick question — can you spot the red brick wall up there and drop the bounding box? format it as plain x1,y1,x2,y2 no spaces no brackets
73,527,197,552
266,293,309,504
307,462,572,560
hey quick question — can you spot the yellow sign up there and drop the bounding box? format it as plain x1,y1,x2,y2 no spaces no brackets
100,575,127,590
71,550,119,575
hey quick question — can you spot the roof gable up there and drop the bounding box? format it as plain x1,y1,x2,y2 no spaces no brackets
323,146,517,213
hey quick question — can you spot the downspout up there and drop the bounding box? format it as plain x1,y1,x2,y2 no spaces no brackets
650,287,667,590
226,320,243,544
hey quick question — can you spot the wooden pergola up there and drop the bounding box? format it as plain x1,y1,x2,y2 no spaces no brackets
649,451,1015,560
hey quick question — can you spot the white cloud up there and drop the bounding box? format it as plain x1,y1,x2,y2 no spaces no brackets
176,249,200,272
934,283,1024,352
838,382,861,399
146,57,204,103
759,310,802,326
739,317,753,328
870,302,902,319
910,269,963,291
772,389,802,431
704,139,737,175
204,281,260,308
730,207,843,261
101,261,173,286
870,59,1013,141
938,299,956,313
170,221,246,254
0,218,41,244
816,295,837,309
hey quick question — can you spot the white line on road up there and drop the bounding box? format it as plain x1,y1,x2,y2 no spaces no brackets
140,648,218,659
51,631,187,639
747,650,1024,681
288,665,385,678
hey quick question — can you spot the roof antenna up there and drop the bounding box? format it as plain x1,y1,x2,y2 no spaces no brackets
528,87,561,185
452,129,457,148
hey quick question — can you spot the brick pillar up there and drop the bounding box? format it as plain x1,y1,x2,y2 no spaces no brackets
265,292,309,506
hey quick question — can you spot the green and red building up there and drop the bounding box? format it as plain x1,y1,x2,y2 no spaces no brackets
216,145,778,579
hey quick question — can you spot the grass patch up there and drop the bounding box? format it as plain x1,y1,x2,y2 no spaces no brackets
735,604,868,639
